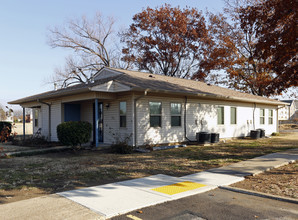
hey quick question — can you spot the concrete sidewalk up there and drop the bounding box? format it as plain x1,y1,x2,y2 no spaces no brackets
207,148,298,176
0,194,103,220
0,148,297,220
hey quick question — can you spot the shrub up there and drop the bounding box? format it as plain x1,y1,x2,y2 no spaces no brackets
0,122,11,133
57,121,92,149
0,122,13,143
107,127,133,154
271,132,280,136
111,143,134,154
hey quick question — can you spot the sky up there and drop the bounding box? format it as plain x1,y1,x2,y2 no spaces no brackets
0,0,226,109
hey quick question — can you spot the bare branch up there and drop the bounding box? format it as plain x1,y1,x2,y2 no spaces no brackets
47,13,119,88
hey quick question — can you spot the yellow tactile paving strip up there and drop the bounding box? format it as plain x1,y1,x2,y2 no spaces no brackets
151,181,207,195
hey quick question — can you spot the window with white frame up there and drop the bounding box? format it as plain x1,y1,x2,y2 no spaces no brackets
119,101,126,128
171,103,181,126
268,109,273,124
260,108,265,124
149,101,162,127
217,106,224,125
230,107,237,124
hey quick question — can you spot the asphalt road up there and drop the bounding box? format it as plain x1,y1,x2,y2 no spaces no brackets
112,188,298,220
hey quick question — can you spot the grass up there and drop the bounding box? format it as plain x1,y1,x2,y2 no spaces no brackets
0,132,297,204
232,162,298,199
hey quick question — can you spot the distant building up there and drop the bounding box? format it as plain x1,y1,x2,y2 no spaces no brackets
278,100,297,121
0,109,13,123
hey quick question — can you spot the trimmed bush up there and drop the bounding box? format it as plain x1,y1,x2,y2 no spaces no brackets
57,121,92,148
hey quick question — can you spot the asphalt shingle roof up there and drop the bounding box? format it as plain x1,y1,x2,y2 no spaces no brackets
9,67,285,106
108,68,284,105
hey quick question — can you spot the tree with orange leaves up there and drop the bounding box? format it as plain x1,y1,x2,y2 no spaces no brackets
121,4,212,78
239,0,297,96
192,1,277,96
193,0,297,97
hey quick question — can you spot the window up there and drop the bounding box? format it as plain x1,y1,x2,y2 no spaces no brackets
119,102,126,127
149,101,161,127
34,109,39,127
230,107,237,124
171,103,181,126
217,106,224,125
268,109,273,124
260,109,265,124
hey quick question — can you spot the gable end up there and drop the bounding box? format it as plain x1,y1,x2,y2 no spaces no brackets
94,68,123,81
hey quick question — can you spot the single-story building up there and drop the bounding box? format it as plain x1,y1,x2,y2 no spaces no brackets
278,100,297,121
9,67,286,147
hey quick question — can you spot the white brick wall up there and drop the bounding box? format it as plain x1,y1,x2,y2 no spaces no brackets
35,93,278,145
135,96,277,145
50,100,62,141
103,96,133,145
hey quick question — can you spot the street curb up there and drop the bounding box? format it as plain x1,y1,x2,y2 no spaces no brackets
219,186,298,204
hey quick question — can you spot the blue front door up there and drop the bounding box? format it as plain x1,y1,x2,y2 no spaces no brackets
64,104,81,122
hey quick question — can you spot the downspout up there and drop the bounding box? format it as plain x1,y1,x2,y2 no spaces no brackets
133,90,148,148
253,102,256,130
37,99,51,141
184,96,192,142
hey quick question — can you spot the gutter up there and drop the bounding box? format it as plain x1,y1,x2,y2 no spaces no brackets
37,99,51,141
9,87,90,105
129,88,284,106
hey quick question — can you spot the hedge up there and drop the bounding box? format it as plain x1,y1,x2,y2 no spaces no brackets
57,121,92,148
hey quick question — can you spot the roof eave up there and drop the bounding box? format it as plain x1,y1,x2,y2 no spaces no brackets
131,88,284,106
9,87,90,105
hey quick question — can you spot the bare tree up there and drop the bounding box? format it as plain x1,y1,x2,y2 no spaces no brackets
48,13,117,88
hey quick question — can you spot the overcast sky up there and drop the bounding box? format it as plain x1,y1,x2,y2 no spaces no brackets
0,0,225,108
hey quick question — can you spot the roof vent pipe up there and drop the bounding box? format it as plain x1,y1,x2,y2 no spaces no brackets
54,83,57,91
